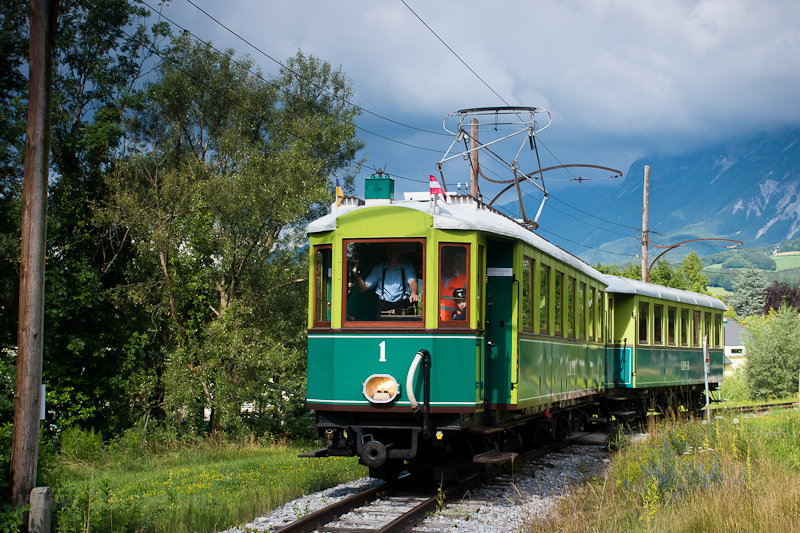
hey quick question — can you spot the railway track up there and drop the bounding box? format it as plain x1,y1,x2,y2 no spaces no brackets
274,440,579,533
713,400,798,415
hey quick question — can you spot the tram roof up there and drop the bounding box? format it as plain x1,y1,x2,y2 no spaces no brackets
307,195,604,282
602,275,727,310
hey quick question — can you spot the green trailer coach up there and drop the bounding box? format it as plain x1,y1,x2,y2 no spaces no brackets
304,178,725,479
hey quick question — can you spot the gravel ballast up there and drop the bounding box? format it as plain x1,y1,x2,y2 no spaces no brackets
227,444,610,532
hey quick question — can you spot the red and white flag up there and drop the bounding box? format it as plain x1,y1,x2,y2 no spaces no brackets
429,175,448,202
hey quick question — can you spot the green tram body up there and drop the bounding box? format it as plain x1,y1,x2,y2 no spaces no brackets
305,192,724,478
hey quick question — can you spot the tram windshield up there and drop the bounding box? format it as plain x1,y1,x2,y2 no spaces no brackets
344,239,425,325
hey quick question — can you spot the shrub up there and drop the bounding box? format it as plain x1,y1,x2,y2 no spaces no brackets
719,368,750,402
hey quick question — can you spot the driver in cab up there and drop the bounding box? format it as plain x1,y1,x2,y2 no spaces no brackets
355,242,420,316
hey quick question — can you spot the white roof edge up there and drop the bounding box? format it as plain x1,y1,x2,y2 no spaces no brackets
306,201,724,311
601,274,726,310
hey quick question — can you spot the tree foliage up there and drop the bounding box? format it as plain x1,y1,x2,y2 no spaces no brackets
762,281,800,314
742,304,800,400
594,252,707,293
727,268,769,318
102,36,364,433
0,0,170,435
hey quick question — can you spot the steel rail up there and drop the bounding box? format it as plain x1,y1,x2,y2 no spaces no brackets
273,480,395,533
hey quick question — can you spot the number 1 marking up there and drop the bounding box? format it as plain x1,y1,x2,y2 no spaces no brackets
379,341,386,362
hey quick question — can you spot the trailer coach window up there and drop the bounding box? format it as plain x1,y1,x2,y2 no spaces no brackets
313,245,332,326
539,264,550,334
343,239,425,326
704,313,712,345
693,310,701,346
653,304,663,345
680,309,689,346
714,314,722,347
638,302,649,344
668,307,677,346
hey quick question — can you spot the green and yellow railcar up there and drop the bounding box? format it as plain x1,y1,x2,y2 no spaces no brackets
304,176,725,479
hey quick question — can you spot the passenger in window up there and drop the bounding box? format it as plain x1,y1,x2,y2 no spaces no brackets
356,242,420,316
451,288,467,320
440,247,467,321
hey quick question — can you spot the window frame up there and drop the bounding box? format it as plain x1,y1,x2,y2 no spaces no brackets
638,301,650,345
667,306,677,346
341,238,426,328
554,270,564,337
539,263,550,335
522,256,533,332
653,304,664,345
312,244,333,328
438,242,471,328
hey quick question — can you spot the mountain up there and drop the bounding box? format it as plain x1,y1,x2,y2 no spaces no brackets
519,129,800,266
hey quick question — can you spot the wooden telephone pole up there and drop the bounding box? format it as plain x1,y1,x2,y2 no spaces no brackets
11,0,56,512
641,165,650,283
469,118,480,199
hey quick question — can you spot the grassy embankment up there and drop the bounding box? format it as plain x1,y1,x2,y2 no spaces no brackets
51,437,366,533
525,407,800,532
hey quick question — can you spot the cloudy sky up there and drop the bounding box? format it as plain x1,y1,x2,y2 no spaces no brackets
156,0,800,203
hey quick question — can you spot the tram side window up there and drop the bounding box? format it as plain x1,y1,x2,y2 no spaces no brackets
668,306,677,346
567,277,576,338
539,264,550,334
587,286,595,341
693,310,701,346
704,312,712,345
344,240,424,325
653,304,663,345
554,271,564,336
680,308,689,346
314,246,332,325
522,257,533,331
638,301,649,344
714,314,722,348
578,282,586,339
439,244,470,325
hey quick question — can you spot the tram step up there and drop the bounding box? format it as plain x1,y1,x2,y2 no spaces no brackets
610,411,637,417
473,450,518,464
297,447,330,458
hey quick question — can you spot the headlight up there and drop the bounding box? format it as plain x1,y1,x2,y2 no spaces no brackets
363,374,400,404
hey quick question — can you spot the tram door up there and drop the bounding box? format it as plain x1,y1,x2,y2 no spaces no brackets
484,239,515,407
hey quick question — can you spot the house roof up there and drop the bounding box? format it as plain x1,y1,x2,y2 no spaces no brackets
725,318,746,346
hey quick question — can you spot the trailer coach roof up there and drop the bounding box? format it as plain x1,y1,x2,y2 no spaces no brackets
307,195,605,283
602,274,726,310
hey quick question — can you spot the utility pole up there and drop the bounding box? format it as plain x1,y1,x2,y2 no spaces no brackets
469,118,480,199
11,0,56,513
641,165,650,283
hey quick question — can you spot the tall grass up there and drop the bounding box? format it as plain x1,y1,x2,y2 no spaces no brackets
526,408,800,532
52,435,365,533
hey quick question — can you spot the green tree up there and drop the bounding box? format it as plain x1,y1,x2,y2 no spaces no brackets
727,268,769,317
678,252,709,294
742,304,800,400
104,36,364,434
0,0,170,435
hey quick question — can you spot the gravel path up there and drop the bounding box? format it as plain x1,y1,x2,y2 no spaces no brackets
225,444,611,533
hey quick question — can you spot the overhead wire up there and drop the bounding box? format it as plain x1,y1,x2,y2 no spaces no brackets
180,0,449,138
